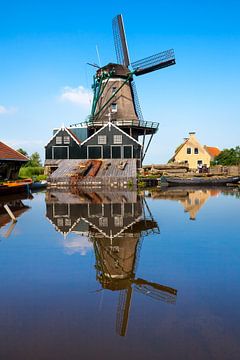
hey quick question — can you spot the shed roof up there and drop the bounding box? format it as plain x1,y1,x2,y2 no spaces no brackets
0,141,28,161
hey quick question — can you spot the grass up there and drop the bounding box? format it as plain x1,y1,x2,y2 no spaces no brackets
19,166,47,181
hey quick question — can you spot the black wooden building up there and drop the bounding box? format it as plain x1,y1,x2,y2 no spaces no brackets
45,122,141,162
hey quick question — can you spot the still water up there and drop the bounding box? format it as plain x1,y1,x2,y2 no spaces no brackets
0,187,240,360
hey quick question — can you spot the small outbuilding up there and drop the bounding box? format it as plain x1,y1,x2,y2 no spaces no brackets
0,141,28,180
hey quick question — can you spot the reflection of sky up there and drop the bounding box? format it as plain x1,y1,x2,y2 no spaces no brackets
0,191,240,359
61,234,93,256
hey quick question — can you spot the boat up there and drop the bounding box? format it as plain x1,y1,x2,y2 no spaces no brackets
161,175,240,186
31,180,48,190
0,178,32,195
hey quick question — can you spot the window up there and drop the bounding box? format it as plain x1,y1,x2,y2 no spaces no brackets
112,86,117,94
88,146,102,159
64,136,70,144
194,148,199,154
124,146,133,158
114,135,122,144
99,217,108,227
111,146,121,158
98,135,106,144
65,218,71,226
111,103,117,112
56,136,62,145
114,216,123,227
57,218,63,227
197,160,203,165
187,147,191,154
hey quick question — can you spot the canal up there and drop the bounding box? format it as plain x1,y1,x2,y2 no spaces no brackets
0,187,240,360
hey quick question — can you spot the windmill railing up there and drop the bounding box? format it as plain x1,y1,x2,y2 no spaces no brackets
83,119,159,130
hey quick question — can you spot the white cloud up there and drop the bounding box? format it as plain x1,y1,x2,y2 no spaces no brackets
0,105,17,115
59,85,93,107
63,235,93,256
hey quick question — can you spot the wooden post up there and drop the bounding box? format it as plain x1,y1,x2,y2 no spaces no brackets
4,204,17,222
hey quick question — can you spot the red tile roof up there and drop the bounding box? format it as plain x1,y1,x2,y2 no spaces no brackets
205,146,221,158
0,141,29,161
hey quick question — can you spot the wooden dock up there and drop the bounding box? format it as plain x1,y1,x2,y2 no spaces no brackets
47,159,138,188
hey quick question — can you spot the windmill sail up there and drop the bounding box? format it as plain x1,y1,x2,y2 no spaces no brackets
112,14,130,67
131,80,144,121
132,49,176,76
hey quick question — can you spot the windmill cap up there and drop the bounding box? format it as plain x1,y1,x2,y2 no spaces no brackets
97,63,130,77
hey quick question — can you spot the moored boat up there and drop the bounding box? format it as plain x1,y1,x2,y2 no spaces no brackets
161,175,240,186
0,178,32,195
31,180,48,190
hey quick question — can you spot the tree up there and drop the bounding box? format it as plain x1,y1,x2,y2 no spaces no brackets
26,152,42,167
17,148,28,157
213,146,240,166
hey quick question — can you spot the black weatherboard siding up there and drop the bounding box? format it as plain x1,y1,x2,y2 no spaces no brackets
82,124,141,160
45,124,141,160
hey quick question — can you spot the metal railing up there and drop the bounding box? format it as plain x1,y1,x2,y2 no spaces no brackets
70,118,159,130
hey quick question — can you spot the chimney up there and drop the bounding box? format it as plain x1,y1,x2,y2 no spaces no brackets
189,132,196,138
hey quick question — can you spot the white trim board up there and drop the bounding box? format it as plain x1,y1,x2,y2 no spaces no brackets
80,122,141,146
45,126,81,147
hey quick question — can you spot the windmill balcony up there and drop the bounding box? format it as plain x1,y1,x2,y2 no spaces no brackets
85,118,159,134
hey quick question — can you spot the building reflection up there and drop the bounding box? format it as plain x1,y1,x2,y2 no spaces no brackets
147,187,221,220
45,188,178,336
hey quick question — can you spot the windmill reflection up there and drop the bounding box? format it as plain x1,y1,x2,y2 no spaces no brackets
45,189,177,336
0,194,31,238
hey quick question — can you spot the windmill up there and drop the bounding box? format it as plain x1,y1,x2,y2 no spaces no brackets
88,14,176,162
92,197,177,337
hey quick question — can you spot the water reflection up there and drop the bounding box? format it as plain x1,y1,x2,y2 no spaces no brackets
0,194,31,238
146,187,227,220
45,188,178,336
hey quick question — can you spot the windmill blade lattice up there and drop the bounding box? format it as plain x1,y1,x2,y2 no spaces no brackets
131,80,144,121
112,15,130,67
132,49,176,76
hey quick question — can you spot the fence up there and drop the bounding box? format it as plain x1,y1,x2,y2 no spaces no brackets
210,165,240,176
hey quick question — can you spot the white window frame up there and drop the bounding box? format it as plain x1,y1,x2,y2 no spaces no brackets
113,135,122,144
98,135,107,145
52,146,69,159
53,203,70,218
56,136,62,145
87,145,103,159
123,145,133,158
99,217,108,227
63,136,70,144
111,103,117,112
111,145,122,159
114,216,123,227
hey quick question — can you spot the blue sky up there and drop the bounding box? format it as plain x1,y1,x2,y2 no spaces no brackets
0,0,239,163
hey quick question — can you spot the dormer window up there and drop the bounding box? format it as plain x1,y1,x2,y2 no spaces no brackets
98,135,107,144
111,103,117,112
64,136,70,144
56,136,62,145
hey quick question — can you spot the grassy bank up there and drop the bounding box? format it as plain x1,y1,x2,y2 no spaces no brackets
19,166,47,181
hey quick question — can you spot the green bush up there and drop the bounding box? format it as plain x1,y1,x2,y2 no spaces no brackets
19,166,44,179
